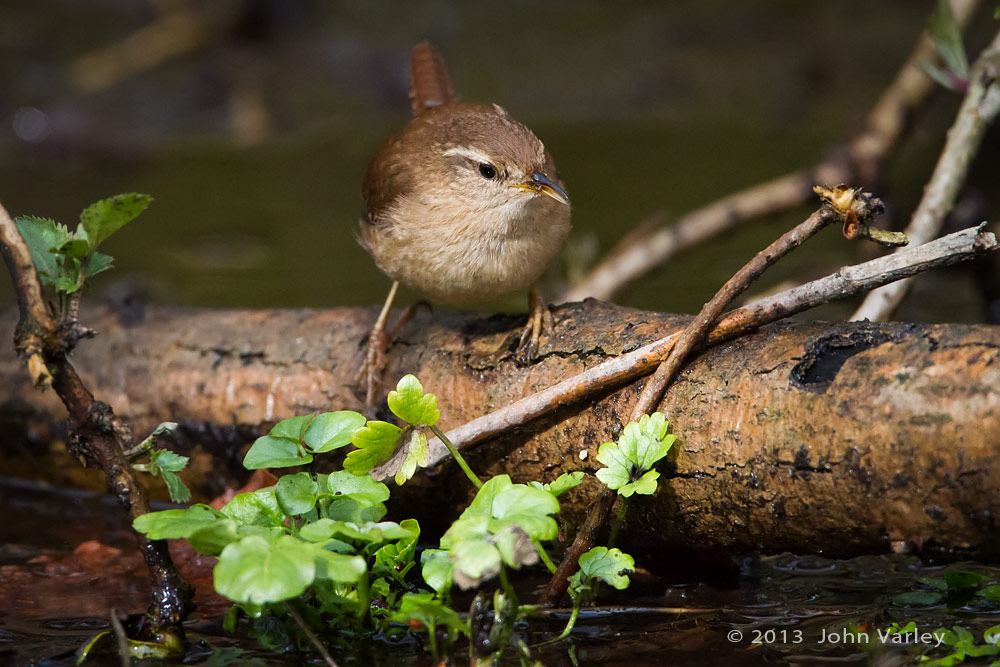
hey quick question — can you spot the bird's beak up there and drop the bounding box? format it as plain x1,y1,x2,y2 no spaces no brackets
512,171,570,206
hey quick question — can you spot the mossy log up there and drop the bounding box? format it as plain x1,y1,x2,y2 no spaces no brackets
1,301,998,559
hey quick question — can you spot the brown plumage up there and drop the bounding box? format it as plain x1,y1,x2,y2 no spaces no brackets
357,42,571,405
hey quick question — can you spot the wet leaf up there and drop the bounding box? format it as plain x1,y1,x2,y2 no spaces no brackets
221,490,284,527
573,546,635,591
214,535,317,604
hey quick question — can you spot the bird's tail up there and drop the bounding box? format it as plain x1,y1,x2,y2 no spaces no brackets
409,41,454,117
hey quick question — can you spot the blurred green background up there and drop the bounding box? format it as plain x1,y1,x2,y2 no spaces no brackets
0,0,997,322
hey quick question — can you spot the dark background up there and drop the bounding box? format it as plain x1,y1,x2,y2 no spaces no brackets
1,0,997,322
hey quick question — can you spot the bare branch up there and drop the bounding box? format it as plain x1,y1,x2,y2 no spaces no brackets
426,223,998,469
852,29,1000,321
560,0,981,303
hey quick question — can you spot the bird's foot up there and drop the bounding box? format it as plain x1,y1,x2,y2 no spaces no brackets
515,288,554,366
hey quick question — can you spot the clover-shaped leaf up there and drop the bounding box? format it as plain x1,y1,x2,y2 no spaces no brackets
387,375,440,426
343,421,402,475
528,471,584,496
595,412,675,497
574,546,635,591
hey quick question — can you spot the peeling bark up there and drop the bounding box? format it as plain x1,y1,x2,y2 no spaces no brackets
1,301,998,557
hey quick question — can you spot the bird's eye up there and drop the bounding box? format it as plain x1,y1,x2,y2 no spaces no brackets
478,162,497,180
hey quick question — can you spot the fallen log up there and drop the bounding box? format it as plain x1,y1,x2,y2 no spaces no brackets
1,300,998,559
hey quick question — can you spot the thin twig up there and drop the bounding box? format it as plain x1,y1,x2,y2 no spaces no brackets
285,601,339,667
560,0,981,303
630,207,838,420
109,607,131,667
0,197,194,635
0,201,54,387
852,28,1000,321
424,223,997,470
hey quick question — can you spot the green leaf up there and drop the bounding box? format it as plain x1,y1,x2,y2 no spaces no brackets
343,421,402,474
243,435,312,470
221,490,284,527
214,535,317,604
275,472,319,516
945,570,985,591
188,518,238,556
269,415,314,441
303,411,366,453
450,538,502,584
148,448,189,473
325,470,390,506
387,375,440,426
79,193,150,251
132,504,224,539
313,549,366,583
977,584,1000,602
55,272,81,294
463,475,513,518
892,590,942,606
420,548,454,594
985,624,1000,645
85,251,114,278
925,0,969,84
490,484,559,541
391,592,467,636
327,520,418,544
395,428,429,485
160,470,191,503
575,546,635,591
595,412,675,497
918,577,948,591
528,471,584,496
14,215,69,287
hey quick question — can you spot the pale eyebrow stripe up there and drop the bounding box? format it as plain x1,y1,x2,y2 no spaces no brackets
443,146,495,164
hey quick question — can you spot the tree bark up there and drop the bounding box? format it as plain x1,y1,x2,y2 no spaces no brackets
2,301,998,558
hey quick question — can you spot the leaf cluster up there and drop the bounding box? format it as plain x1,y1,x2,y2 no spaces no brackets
595,411,675,497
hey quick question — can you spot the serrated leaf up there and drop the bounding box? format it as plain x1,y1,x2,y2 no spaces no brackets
55,273,81,294
149,448,189,473
595,412,674,496
85,251,114,278
275,472,319,516
214,535,316,604
387,375,440,426
547,471,585,496
243,435,312,470
79,193,150,251
576,546,635,591
14,215,68,287
160,470,191,503
132,504,224,539
303,411,366,453
344,421,402,475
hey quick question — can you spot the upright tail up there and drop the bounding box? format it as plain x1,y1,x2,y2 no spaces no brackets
409,41,454,117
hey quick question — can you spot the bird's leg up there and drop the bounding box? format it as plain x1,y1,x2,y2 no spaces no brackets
515,286,553,365
358,281,399,411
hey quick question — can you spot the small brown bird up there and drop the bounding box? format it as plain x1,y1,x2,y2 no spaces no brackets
357,42,571,406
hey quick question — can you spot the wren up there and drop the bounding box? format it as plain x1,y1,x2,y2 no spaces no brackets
357,42,571,407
